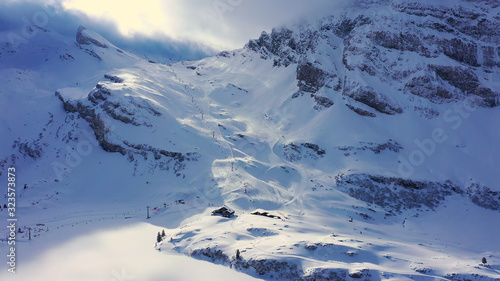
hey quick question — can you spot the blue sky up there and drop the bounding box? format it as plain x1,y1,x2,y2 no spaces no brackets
0,0,345,60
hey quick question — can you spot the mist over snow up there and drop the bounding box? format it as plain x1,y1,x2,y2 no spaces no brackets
0,221,263,281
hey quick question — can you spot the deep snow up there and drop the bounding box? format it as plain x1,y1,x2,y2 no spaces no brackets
1,0,500,280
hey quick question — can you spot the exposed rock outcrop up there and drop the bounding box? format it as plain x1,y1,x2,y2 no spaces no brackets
432,66,498,107
467,183,500,211
296,62,330,93
336,173,462,212
104,74,124,83
55,81,198,175
246,1,500,112
344,85,403,115
283,142,325,162
246,27,317,67
338,139,403,155
76,26,108,48
190,246,374,280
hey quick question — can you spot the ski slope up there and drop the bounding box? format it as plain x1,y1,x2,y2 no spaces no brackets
1,0,500,280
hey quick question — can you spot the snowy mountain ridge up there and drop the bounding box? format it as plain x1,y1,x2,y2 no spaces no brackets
1,0,500,280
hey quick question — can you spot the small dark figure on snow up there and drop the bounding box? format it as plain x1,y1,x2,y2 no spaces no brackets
236,249,241,260
161,230,166,237
157,232,162,243
482,257,487,264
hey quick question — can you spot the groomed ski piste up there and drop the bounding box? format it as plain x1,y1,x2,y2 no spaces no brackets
1,0,500,280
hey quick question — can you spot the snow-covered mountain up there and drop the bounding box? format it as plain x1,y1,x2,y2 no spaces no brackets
1,0,500,280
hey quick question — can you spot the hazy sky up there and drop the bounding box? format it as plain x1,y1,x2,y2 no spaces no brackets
60,0,344,49
0,0,345,58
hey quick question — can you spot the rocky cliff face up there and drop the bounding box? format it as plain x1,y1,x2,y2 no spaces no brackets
76,26,108,48
55,74,200,176
246,0,500,116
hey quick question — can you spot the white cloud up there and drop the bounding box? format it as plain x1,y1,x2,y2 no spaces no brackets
60,0,345,50
62,0,167,37
0,0,347,56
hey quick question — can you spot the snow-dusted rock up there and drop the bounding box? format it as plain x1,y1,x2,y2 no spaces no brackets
76,26,108,48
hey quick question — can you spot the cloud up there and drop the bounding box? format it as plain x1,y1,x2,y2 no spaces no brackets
0,0,347,60
0,0,213,61
60,0,346,50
